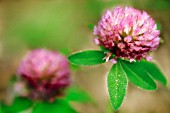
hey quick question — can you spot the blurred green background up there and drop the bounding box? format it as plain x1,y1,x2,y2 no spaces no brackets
0,0,170,113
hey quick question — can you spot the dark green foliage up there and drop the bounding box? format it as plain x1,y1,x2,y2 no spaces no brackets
32,99,77,113
66,86,94,103
4,96,33,113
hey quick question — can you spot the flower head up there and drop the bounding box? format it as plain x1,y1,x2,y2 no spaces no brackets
17,49,71,101
94,6,160,61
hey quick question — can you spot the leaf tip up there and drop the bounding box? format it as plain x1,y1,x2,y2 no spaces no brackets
109,99,122,111
112,104,121,111
162,79,168,86
67,54,79,66
147,84,157,90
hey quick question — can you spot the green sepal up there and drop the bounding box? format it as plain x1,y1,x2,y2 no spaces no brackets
99,46,110,52
88,23,94,30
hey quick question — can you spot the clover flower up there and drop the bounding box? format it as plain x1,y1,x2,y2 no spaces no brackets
68,6,166,111
17,49,71,101
94,6,160,62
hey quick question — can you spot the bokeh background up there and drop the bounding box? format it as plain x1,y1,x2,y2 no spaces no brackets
0,0,170,113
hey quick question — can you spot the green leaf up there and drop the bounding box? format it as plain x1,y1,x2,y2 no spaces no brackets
32,99,77,113
136,60,167,86
68,50,106,66
66,86,94,103
6,96,33,113
120,60,157,90
107,62,128,110
0,102,6,113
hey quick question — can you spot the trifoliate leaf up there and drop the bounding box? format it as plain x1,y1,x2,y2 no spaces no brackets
66,86,94,103
120,60,157,90
68,50,105,66
135,60,167,86
107,62,128,110
32,99,77,113
6,96,33,113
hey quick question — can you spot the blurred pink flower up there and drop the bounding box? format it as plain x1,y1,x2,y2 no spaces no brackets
17,49,71,101
94,6,160,62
